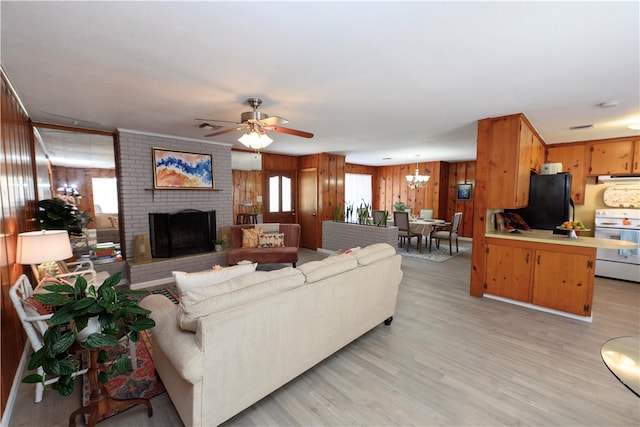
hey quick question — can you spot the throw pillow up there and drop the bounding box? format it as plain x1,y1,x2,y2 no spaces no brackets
258,233,284,248
172,263,258,295
108,215,119,229
241,227,263,248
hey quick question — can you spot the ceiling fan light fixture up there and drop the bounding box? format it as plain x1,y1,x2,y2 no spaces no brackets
406,155,430,189
238,130,273,150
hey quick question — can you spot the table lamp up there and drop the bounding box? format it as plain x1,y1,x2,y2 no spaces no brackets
16,230,73,280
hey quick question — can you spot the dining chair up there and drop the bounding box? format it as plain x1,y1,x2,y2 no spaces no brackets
372,210,386,226
430,212,463,255
394,211,420,252
419,209,434,220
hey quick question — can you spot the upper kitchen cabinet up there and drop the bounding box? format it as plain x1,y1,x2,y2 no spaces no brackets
546,143,587,204
588,138,638,175
530,133,545,174
483,114,541,209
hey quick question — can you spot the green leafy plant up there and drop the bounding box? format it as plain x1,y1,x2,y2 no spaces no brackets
214,238,226,245
333,204,345,222
357,201,371,225
393,201,408,211
345,202,354,223
36,198,83,236
375,210,389,227
22,273,154,397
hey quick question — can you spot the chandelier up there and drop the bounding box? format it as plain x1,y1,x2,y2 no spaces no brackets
406,155,430,189
238,123,273,151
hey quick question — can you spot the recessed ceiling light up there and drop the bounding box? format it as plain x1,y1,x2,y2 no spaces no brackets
570,124,594,130
382,157,392,160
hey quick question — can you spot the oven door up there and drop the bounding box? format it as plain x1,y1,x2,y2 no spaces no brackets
595,227,640,264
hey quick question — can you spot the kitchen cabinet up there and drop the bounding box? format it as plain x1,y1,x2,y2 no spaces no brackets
588,139,637,175
634,141,640,172
532,249,594,316
484,237,595,317
484,243,532,302
530,133,545,174
485,114,537,209
546,143,587,205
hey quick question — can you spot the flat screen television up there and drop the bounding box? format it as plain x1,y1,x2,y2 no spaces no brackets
149,209,216,258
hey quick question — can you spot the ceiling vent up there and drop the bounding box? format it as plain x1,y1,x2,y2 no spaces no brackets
569,124,594,130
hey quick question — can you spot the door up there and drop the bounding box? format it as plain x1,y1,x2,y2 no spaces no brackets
299,168,318,249
263,169,296,224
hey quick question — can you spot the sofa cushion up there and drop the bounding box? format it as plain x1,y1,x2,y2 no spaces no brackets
241,227,263,248
351,243,397,266
298,253,358,284
258,233,284,248
172,263,257,296
176,267,305,331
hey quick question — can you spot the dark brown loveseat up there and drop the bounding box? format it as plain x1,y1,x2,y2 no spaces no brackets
227,224,300,267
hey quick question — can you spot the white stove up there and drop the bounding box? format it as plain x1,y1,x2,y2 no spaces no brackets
594,209,640,282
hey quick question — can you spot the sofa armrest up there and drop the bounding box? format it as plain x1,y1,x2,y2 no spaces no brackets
140,294,204,384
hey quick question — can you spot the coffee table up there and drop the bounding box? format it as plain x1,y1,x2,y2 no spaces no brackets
601,336,640,397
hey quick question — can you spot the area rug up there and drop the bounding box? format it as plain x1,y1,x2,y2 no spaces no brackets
398,244,471,262
81,330,166,423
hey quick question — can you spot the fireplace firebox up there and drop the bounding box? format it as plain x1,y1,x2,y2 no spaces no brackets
149,209,216,258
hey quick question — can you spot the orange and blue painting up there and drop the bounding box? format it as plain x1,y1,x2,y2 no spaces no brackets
153,148,214,189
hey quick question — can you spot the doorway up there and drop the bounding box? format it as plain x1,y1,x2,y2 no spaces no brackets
264,169,297,224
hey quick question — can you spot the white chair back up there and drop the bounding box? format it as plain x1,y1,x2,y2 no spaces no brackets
420,209,434,220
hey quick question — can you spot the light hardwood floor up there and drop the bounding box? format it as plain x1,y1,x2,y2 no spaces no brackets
8,244,640,426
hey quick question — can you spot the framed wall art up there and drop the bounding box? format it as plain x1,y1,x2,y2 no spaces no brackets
152,147,215,190
456,183,472,200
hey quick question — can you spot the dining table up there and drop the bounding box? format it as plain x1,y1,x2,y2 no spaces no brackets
388,218,450,252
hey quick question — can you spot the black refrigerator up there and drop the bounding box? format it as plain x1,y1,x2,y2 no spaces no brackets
507,173,572,233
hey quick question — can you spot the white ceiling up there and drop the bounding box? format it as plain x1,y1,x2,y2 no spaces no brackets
2,1,639,166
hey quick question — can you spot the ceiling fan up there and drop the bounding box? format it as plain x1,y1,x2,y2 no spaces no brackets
197,98,313,149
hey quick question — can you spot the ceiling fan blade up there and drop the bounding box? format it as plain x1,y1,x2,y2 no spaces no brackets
195,118,240,124
272,126,314,138
258,116,288,126
204,126,246,137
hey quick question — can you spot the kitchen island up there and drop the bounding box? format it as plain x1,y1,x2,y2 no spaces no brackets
483,229,636,321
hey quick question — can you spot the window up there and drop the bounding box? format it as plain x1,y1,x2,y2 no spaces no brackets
345,173,372,209
269,175,292,213
92,177,118,213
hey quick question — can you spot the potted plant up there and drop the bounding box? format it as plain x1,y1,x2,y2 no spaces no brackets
22,272,155,397
36,198,83,236
393,201,408,212
214,239,225,252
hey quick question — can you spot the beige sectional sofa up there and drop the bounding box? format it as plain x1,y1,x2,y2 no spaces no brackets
140,243,402,427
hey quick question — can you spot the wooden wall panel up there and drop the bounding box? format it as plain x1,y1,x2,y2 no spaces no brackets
445,160,476,238
0,73,37,416
372,161,447,218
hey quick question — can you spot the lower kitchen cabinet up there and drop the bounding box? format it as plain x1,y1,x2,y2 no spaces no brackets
484,237,595,316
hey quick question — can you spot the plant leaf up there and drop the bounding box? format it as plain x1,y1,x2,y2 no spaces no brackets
125,306,151,315
34,293,74,306
48,308,77,325
111,353,131,375
22,374,44,384
27,349,45,370
85,333,118,348
128,317,155,332
98,371,109,383
74,276,87,296
70,297,95,310
50,331,76,354
99,286,116,304
102,272,122,288
52,374,75,396
41,284,75,294
43,357,61,376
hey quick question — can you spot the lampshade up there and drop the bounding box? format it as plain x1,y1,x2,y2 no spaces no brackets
238,131,273,150
406,155,430,189
16,230,73,265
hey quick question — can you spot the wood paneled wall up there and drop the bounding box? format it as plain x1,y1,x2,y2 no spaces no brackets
371,160,447,218
50,166,116,227
0,72,37,415
444,161,476,238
